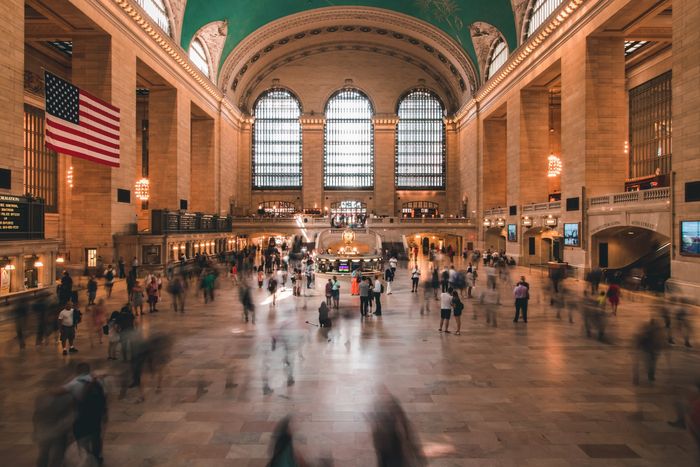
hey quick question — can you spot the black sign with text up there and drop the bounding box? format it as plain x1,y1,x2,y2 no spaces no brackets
0,195,44,240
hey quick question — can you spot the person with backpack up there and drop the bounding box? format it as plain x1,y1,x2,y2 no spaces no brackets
104,265,115,298
268,274,278,308
58,302,79,355
452,290,464,335
62,362,107,465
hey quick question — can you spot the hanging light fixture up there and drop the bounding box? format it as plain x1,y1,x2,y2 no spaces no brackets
546,90,562,177
135,178,150,201
547,154,562,177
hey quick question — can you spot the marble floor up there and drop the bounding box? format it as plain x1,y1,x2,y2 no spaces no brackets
1,261,700,466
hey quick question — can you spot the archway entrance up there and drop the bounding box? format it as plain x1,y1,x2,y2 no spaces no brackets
521,227,563,267
591,226,670,291
484,227,506,253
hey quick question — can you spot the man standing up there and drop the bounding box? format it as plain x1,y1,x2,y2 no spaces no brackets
331,276,341,309
384,267,394,294
359,277,370,317
58,270,73,306
410,265,421,293
440,267,449,293
389,256,398,274
58,303,78,355
131,256,139,276
439,288,453,333
373,277,383,316
118,257,126,279
513,281,530,323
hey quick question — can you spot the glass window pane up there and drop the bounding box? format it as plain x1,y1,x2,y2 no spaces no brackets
252,89,303,189
525,0,564,39
395,91,445,190
135,0,171,36
487,39,508,80
189,39,210,78
324,90,374,190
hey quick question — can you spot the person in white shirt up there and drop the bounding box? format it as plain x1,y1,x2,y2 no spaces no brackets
439,288,453,332
373,278,383,316
411,266,421,292
58,303,78,355
389,256,398,272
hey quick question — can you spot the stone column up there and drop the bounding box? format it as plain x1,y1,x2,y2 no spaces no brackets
190,117,216,212
561,35,626,270
236,118,253,213
668,0,700,298
0,0,24,195
444,119,459,216
148,89,190,210
373,116,398,217
70,35,137,263
300,115,324,211
481,118,507,210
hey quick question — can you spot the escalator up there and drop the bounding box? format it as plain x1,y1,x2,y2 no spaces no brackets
603,242,670,292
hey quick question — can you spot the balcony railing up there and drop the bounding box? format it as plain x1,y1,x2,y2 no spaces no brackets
522,201,561,213
484,207,507,217
588,187,670,208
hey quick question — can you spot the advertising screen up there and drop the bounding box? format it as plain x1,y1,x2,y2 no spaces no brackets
563,223,580,247
680,221,700,256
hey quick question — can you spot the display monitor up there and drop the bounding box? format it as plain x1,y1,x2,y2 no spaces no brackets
338,261,350,272
507,224,517,242
563,223,580,247
680,221,700,256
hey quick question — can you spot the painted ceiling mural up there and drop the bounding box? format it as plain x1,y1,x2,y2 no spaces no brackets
181,0,518,74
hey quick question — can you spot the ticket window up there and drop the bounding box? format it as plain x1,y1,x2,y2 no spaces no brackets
86,248,98,268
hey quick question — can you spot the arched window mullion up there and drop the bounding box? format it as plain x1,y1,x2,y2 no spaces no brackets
395,90,445,190
324,89,374,190
486,39,508,80
135,0,171,36
252,89,303,190
524,0,564,40
189,38,210,78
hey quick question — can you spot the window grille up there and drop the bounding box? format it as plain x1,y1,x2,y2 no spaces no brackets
330,200,367,215
252,89,303,189
524,0,564,39
324,90,374,190
395,91,445,189
189,38,210,78
258,201,296,216
401,201,440,218
628,71,672,179
23,105,58,212
486,39,508,80
135,0,171,36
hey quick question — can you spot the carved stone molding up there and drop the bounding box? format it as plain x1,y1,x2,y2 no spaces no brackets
511,0,531,44
469,22,502,84
194,20,228,83
166,0,187,44
218,7,478,103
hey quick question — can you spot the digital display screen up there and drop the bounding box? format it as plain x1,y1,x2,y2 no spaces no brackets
564,223,580,247
507,224,517,242
680,221,700,256
338,262,349,272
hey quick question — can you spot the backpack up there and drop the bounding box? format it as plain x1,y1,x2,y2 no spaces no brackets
73,308,82,325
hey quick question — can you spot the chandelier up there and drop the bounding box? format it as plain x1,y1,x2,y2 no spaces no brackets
135,177,150,201
547,154,562,177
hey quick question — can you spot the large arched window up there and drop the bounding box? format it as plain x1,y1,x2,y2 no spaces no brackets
324,89,374,189
486,38,508,80
524,0,564,39
189,38,210,78
396,90,445,189
135,0,171,36
252,89,303,189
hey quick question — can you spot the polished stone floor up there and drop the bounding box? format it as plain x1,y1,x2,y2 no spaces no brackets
1,261,700,466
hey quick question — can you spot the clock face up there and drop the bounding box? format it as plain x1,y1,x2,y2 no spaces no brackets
343,229,356,245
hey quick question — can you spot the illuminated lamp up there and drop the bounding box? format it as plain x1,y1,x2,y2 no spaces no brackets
34,260,44,268
135,178,150,201
483,219,491,227
66,166,74,189
547,154,562,177
56,256,65,264
522,216,533,227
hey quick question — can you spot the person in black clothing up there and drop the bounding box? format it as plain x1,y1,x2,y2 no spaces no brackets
87,276,98,305
13,296,30,350
440,268,449,293
116,305,134,362
65,363,107,465
33,296,50,346
58,271,73,306
117,257,126,279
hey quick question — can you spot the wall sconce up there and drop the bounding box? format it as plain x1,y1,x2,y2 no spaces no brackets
66,166,74,189
483,218,491,227
522,216,533,227
496,218,506,227
545,215,558,227
56,256,65,264
4,264,16,271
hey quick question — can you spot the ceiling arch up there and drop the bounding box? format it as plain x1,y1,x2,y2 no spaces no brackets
181,0,518,71
218,7,479,111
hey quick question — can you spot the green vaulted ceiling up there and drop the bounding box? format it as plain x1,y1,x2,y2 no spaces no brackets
180,0,518,72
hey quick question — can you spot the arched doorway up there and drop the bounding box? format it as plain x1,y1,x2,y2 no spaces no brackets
591,226,670,291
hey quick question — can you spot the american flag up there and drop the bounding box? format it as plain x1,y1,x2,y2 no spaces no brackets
44,72,120,167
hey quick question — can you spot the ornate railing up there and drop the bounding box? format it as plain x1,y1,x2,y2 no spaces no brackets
522,201,561,213
588,187,670,207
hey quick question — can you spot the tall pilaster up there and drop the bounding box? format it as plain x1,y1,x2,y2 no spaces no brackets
300,115,324,211
373,116,398,216
190,117,216,212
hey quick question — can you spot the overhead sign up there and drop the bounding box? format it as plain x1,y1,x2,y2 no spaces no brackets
0,195,44,240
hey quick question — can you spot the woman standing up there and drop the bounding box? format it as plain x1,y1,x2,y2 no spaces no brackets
351,269,360,296
607,283,621,316
411,265,421,293
452,290,464,335
131,280,144,316
146,278,159,313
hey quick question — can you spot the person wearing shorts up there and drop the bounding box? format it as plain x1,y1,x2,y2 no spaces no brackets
439,288,453,333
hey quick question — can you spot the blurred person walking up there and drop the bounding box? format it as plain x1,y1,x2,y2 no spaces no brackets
104,265,115,298
370,395,427,467
86,276,97,306
58,302,79,355
633,318,665,385
452,290,464,335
